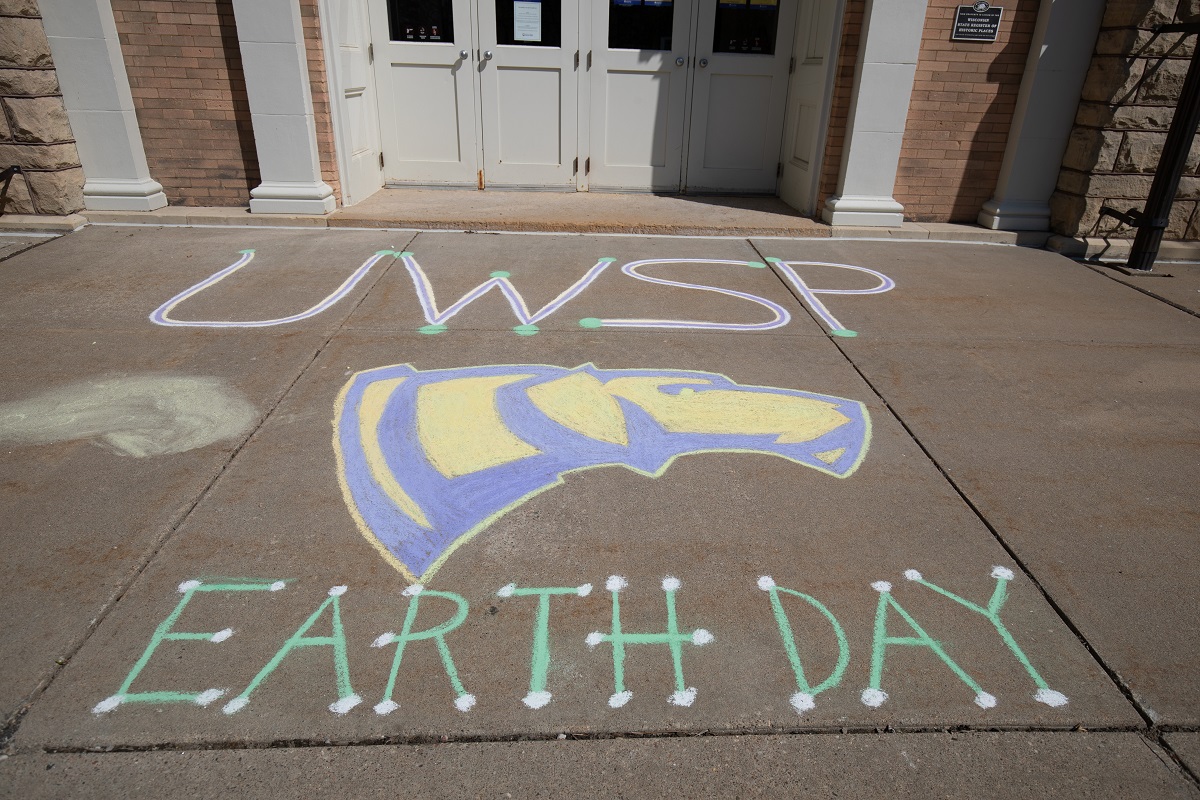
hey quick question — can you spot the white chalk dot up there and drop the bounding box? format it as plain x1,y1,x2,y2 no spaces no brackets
329,694,361,715
904,569,923,582
662,576,682,592
669,687,697,707
209,628,234,643
194,689,225,707
497,583,516,598
92,695,123,714
328,585,348,597
585,631,604,649
178,580,201,593
606,575,627,592
757,576,776,591
861,688,888,708
374,699,399,716
402,584,424,597
577,583,593,597
790,692,816,714
974,691,997,709
1035,688,1069,707
523,691,552,709
608,690,632,708
871,581,892,593
454,694,476,712
269,581,286,592
991,566,1015,581
371,632,395,649
692,629,714,646
222,697,249,715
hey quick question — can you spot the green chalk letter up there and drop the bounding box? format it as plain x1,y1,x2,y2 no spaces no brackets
497,581,593,709
92,578,286,714
372,585,474,714
758,576,849,714
586,576,714,708
862,580,995,710
222,585,360,716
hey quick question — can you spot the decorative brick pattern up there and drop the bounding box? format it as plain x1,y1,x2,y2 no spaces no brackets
1051,0,1200,240
895,0,1038,222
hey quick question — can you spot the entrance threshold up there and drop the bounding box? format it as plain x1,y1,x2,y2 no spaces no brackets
326,188,830,237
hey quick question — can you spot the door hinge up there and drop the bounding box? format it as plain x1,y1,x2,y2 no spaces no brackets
585,157,590,175
379,152,384,169
587,51,592,70
776,162,783,177
788,56,795,74
574,51,580,70
368,43,374,64
573,157,578,174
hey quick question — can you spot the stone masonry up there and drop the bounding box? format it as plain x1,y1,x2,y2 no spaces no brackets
0,0,84,215
1052,0,1200,240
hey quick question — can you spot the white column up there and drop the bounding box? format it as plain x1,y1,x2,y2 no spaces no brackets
822,0,929,227
38,0,167,211
978,0,1105,230
231,0,336,214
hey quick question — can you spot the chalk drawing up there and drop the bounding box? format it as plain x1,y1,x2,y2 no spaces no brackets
765,259,895,338
586,576,713,708
903,567,1068,707
497,582,593,708
862,580,995,710
150,249,392,328
575,259,793,332
371,584,476,714
334,363,871,581
0,375,256,457
222,585,361,716
94,578,286,714
758,576,849,714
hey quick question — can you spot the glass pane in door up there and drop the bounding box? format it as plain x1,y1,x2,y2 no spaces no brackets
387,0,455,42
609,0,675,50
494,0,562,47
712,0,778,54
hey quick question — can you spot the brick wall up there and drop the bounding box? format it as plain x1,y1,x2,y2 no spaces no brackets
1051,0,1200,241
817,0,865,210
895,0,1038,222
300,0,340,204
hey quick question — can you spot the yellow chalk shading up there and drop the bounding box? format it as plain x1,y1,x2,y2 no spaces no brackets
527,371,629,445
604,377,850,444
814,447,847,465
358,377,432,530
417,374,541,478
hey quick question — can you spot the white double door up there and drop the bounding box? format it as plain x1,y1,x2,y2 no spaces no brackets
369,0,796,193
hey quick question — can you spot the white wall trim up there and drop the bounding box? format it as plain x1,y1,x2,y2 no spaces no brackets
318,0,358,206
978,0,1106,231
821,0,929,227
39,0,167,211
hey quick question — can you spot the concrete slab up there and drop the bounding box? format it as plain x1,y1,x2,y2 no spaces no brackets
0,234,54,261
328,189,829,237
15,330,1137,750
1167,733,1200,778
3,733,1197,799
0,214,87,233
0,225,414,335
1090,261,1200,317
84,208,330,228
343,232,821,336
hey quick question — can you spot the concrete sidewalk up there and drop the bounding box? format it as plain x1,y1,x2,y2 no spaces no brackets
0,225,1197,797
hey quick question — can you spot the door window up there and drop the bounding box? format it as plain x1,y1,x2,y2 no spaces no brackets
712,0,779,54
494,0,562,47
386,0,455,42
609,0,675,51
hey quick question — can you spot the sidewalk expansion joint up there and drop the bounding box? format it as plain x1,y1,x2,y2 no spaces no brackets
1082,262,1200,322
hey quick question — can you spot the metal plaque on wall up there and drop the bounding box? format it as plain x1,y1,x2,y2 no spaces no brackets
951,1,1003,42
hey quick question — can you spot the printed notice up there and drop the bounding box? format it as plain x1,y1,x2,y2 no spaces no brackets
514,1,542,42
951,2,1003,42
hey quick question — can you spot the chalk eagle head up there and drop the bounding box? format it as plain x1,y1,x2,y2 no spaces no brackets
334,364,871,581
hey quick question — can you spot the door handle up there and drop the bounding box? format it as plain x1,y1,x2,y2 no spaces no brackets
675,56,685,67
483,50,494,60
699,58,709,68
459,49,469,60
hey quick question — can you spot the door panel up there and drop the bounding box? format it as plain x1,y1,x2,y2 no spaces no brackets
685,0,797,192
780,0,837,212
369,0,479,185
588,0,694,191
335,0,382,204
477,0,577,187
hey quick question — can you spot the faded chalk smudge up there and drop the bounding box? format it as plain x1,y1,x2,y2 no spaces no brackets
0,375,257,457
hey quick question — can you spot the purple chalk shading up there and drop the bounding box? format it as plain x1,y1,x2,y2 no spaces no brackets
336,365,870,578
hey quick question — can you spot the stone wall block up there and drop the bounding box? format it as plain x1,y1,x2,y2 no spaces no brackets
1187,136,1200,173
0,172,35,214
0,104,10,141
1056,168,1091,196
1102,0,1178,28
1111,104,1176,130
0,142,82,171
18,167,85,215
1064,128,1125,172
1166,199,1195,236
1051,192,1105,236
1090,173,1156,197
1179,0,1200,20
1082,57,1145,103
0,17,53,68
1097,29,1194,57
0,68,59,97
1115,130,1167,172
1096,199,1143,233
1177,175,1200,197
0,0,40,15
4,96,74,144
1139,57,1190,103
1186,205,1200,237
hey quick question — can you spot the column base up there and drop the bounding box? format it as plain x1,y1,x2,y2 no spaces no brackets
977,199,1051,231
822,195,904,227
82,178,168,211
249,181,336,215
